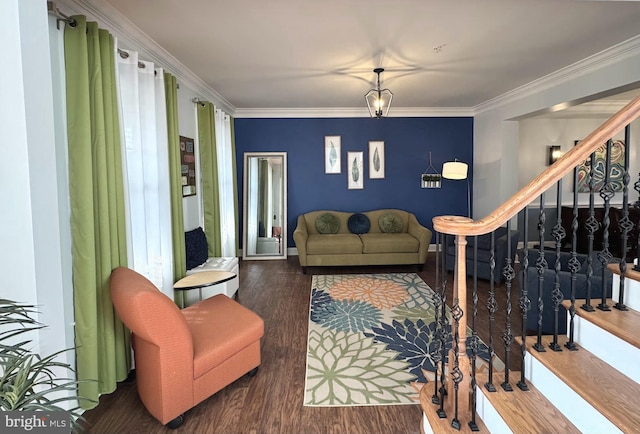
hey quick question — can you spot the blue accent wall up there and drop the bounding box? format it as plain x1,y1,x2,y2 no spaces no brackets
234,117,473,248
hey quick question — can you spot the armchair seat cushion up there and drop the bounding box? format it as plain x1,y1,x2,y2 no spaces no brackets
361,233,419,254
184,295,264,378
306,233,363,255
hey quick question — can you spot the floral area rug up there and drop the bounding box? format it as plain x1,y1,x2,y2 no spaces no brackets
304,273,503,407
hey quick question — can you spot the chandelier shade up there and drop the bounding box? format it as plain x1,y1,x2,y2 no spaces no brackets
365,68,393,118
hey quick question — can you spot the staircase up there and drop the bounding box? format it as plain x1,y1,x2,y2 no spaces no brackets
420,94,640,433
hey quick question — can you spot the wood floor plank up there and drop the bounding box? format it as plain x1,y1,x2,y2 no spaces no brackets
524,335,640,434
562,298,640,349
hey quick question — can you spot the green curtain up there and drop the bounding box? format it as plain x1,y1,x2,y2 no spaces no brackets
64,16,130,408
197,102,222,257
165,72,186,281
230,117,239,255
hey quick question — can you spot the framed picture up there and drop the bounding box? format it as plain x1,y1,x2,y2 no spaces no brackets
324,135,341,174
369,141,385,179
575,139,625,193
180,135,197,196
347,151,364,190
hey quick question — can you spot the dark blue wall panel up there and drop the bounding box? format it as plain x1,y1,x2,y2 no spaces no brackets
234,117,473,248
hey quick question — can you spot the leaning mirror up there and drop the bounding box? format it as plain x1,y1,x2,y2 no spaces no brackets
243,152,287,260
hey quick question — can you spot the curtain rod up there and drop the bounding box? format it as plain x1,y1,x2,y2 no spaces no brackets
117,48,149,71
47,1,76,29
192,98,207,107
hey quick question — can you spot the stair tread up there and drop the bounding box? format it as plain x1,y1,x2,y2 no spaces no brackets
523,335,640,433
607,263,640,282
562,298,640,348
476,371,580,434
420,384,489,433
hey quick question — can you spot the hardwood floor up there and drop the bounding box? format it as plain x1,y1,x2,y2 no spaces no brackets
83,255,523,433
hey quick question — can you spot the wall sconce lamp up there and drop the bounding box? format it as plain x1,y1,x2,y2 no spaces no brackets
547,145,562,165
442,159,470,218
365,68,393,118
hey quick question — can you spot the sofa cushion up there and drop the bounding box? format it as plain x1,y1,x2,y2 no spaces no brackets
316,212,340,234
361,233,419,254
379,212,403,233
306,234,363,255
185,227,209,270
347,213,371,234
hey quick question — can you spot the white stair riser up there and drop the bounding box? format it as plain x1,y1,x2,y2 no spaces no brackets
475,386,513,434
524,352,621,434
611,273,640,311
572,314,640,384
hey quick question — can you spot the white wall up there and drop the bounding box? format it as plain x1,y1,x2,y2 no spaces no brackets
474,39,640,220
519,117,640,207
0,0,74,366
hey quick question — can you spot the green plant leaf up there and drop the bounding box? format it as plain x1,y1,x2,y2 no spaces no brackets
351,157,359,182
0,299,93,432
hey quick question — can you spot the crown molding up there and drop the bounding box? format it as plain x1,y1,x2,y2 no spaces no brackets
233,106,473,118
474,35,640,115
57,0,235,114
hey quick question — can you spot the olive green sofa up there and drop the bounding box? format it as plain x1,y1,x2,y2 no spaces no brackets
293,209,432,273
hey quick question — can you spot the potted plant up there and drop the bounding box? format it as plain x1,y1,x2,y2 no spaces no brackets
0,298,89,432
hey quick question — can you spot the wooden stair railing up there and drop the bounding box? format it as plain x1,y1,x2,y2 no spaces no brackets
423,93,640,431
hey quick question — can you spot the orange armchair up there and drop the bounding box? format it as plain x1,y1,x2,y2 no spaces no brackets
109,267,264,428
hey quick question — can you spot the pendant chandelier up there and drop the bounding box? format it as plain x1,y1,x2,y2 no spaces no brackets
365,68,393,119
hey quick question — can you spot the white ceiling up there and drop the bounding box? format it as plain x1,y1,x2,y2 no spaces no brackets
102,0,640,112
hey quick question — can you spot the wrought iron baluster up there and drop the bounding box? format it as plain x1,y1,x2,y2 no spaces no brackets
634,171,640,272
597,140,614,311
582,152,598,312
484,230,497,392
450,295,463,430
550,180,565,352
501,220,515,390
635,172,640,272
566,168,580,351
534,194,547,352
615,126,632,311
469,236,479,431
431,232,443,404
518,208,530,390
437,234,449,418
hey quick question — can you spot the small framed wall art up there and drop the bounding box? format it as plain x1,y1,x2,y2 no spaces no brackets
180,135,197,196
324,135,341,174
369,140,385,179
574,139,625,193
347,151,364,190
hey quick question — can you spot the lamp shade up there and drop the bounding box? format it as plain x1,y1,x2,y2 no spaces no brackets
442,161,468,180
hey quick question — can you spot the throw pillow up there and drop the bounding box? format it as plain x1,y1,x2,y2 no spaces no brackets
379,212,403,233
316,212,340,234
185,227,209,270
347,213,371,234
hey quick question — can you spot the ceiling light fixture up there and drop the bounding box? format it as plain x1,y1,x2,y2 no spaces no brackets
365,68,393,119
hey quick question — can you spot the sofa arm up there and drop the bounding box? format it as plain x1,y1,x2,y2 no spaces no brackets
407,213,432,264
293,215,309,266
